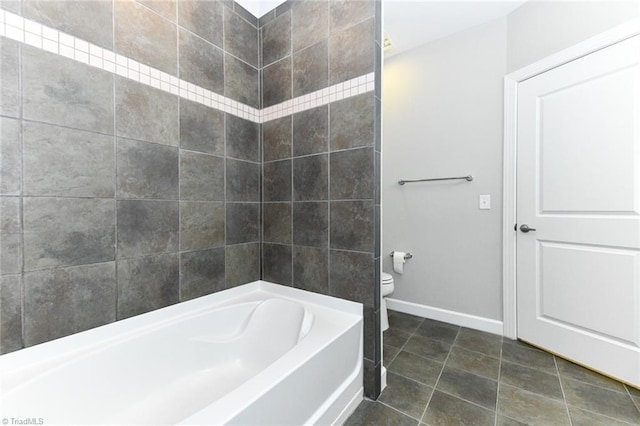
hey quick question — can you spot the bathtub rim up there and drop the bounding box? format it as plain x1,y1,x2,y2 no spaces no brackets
0,281,361,373
0,281,364,425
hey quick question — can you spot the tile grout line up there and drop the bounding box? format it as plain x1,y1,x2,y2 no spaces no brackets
418,322,456,424
553,356,574,426
494,335,504,426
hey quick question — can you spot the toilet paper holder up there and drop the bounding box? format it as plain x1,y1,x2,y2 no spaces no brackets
390,251,413,260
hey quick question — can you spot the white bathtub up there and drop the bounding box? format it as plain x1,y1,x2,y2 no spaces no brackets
0,281,363,425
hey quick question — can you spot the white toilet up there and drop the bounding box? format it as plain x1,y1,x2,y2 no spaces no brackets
381,272,395,331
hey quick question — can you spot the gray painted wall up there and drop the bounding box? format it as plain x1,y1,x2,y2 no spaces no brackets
383,18,507,321
383,1,638,324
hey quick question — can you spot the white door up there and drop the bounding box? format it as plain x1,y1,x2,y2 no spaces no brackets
516,35,640,387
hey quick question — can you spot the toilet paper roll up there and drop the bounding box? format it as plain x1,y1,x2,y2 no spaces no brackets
393,251,406,274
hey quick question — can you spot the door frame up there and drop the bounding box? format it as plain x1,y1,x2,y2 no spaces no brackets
501,18,640,339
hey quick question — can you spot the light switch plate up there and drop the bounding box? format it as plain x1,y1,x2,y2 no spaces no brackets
479,194,491,210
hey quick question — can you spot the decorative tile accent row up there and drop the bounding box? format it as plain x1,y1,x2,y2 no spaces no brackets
0,10,374,124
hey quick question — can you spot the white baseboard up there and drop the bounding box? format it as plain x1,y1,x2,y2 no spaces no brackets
385,298,504,336
381,366,387,393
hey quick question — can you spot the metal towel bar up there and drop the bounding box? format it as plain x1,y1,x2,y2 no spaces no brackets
398,175,473,185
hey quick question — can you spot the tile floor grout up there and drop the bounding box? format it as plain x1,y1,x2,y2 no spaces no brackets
347,310,640,426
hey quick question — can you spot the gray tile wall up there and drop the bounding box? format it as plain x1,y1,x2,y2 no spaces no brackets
0,0,262,353
259,0,382,398
1,0,382,401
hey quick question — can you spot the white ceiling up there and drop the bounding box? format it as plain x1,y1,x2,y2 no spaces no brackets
236,0,287,18
384,1,527,56
237,0,527,56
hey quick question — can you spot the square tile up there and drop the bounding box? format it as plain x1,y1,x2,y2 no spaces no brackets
117,138,177,200
139,0,176,21
329,249,374,306
115,0,177,74
225,242,260,288
261,10,290,66
262,57,291,108
263,243,292,285
330,93,374,151
293,245,328,295
292,0,328,53
226,115,260,162
23,46,114,134
224,54,259,109
384,345,400,366
263,116,292,161
292,202,328,247
455,328,502,359
378,372,432,420
293,106,328,157
384,327,411,349
500,361,563,401
388,350,443,387
263,202,291,244
497,384,570,426
329,18,374,85
330,200,374,252
24,262,116,346
555,356,626,393
225,203,260,244
28,122,114,198
0,117,21,195
293,40,328,97
329,0,375,34
180,151,225,201
115,77,179,147
500,339,556,374
404,334,451,363
180,202,225,251
330,147,373,200
437,366,498,410
344,400,416,426
23,198,116,271
445,346,499,380
0,39,20,118
180,247,225,301
293,154,328,201
415,318,460,344
264,160,291,202
117,253,179,319
0,275,22,353
179,29,224,93
388,311,423,334
224,6,258,68
0,197,21,275
116,200,179,258
180,98,225,156
561,377,640,424
423,391,495,426
568,406,632,426
178,0,223,47
226,159,260,202
25,0,113,49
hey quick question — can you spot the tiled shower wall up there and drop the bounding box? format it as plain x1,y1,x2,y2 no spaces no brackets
0,0,382,399
0,0,262,350
259,0,383,398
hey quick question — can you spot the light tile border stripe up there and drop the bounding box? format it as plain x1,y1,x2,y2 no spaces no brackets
0,10,375,124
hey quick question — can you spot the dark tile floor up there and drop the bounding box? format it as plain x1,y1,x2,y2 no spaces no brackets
346,310,640,426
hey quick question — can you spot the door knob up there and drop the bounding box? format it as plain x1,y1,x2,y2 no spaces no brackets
520,224,536,233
